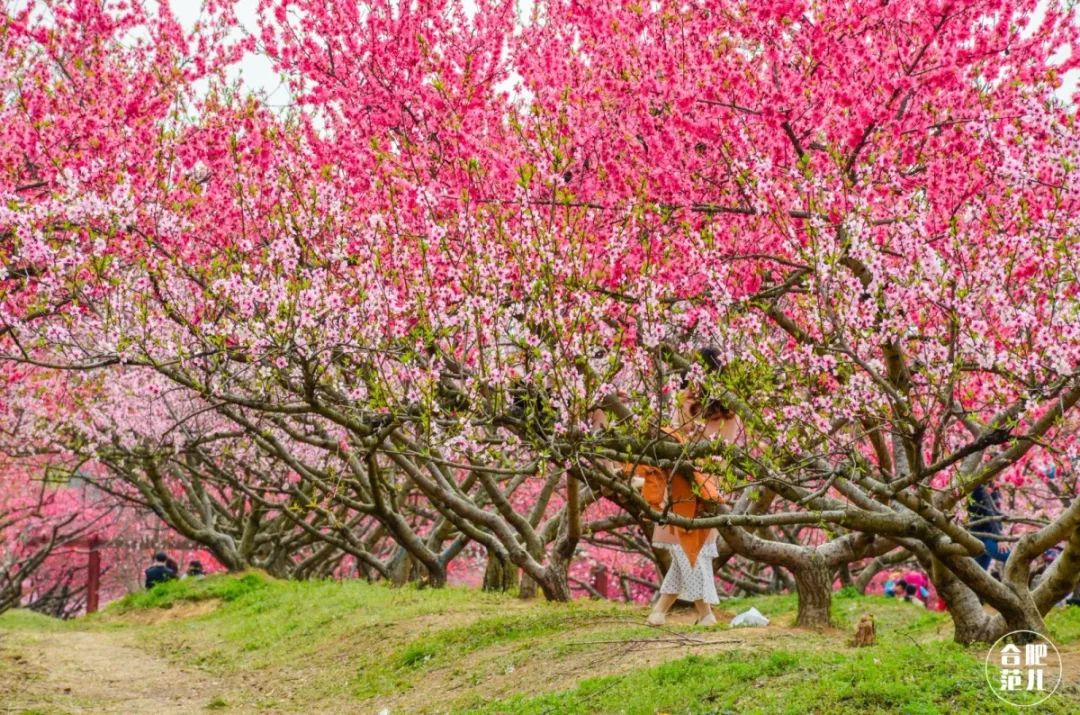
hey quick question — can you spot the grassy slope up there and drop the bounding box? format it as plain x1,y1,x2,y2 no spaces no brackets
2,574,1079,714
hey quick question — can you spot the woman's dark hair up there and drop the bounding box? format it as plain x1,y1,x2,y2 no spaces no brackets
699,346,724,373
683,347,736,420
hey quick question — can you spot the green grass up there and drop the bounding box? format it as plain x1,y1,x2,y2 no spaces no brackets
0,609,74,632
106,571,270,611
4,575,1079,714
474,640,1077,715
1047,602,1080,645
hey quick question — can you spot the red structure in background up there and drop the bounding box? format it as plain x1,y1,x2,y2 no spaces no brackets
26,531,215,615
85,538,101,613
591,564,610,599
51,535,132,614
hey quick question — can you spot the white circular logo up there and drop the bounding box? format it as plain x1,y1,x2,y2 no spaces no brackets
984,630,1062,707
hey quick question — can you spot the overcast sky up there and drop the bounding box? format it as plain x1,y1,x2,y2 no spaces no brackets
171,0,286,103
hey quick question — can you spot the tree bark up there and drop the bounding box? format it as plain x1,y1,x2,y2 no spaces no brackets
793,556,833,628
529,480,582,603
425,562,447,588
388,547,445,587
938,573,1000,644
518,572,538,599
536,565,573,602
482,549,518,592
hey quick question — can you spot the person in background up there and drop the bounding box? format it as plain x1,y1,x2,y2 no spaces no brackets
902,583,926,608
185,560,206,579
902,569,931,603
883,571,902,598
969,483,1010,569
145,551,178,589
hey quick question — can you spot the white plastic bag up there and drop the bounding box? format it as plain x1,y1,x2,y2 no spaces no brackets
730,607,769,627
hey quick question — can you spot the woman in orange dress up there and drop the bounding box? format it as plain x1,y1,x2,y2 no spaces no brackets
629,384,742,626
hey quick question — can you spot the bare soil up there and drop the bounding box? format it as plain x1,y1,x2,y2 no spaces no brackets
0,625,226,714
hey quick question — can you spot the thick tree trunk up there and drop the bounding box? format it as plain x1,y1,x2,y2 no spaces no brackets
262,557,293,580
1000,606,1047,641
388,549,413,586
536,565,573,602
538,541,575,602
388,547,445,587
530,482,581,603
952,603,1046,645
943,580,1001,645
793,557,833,629
518,572,538,599
925,555,1046,644
993,583,1048,641
482,550,518,592
206,540,247,574
409,562,447,587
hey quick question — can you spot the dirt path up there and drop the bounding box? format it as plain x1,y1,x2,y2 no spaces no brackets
1,627,226,714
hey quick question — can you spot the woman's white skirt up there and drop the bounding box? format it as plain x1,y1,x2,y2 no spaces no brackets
656,540,719,604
